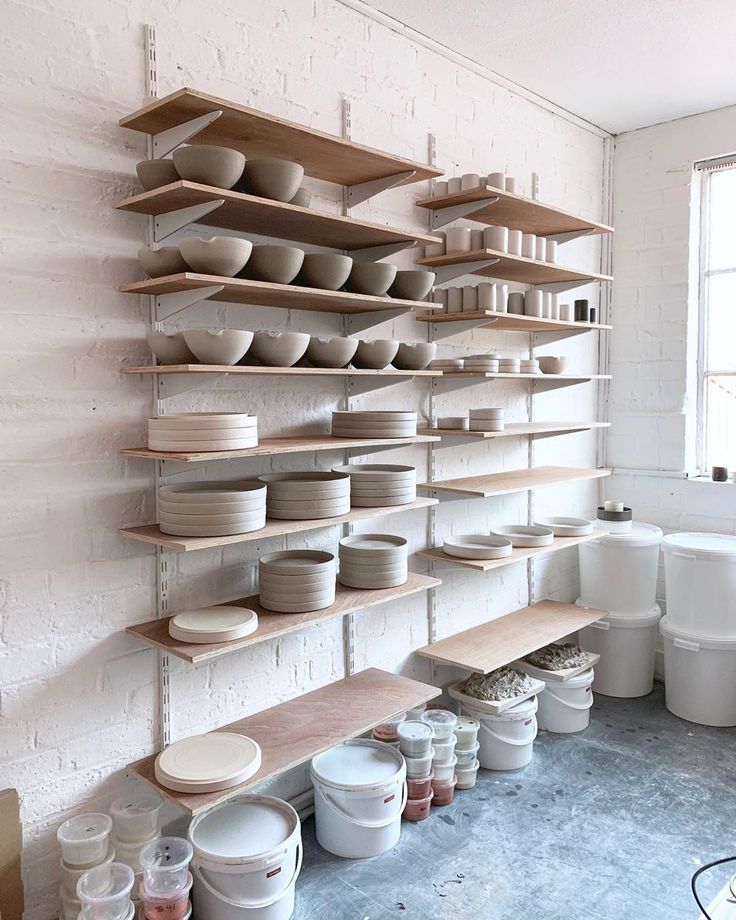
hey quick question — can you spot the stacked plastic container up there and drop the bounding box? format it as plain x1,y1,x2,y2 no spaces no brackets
110,793,163,900
58,814,115,920
139,837,194,920
399,719,435,821
423,710,458,806
77,862,136,920
453,716,480,788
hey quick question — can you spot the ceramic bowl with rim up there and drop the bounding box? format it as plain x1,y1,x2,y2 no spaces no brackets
146,331,196,365
352,339,399,369
492,524,555,547
138,246,189,279
182,329,254,366
178,237,253,277
533,516,594,537
345,262,398,296
241,244,304,285
172,145,246,189
238,158,304,202
392,342,437,370
136,159,179,190
537,356,569,374
388,270,435,301
305,335,358,368
249,331,310,367
443,535,513,559
297,253,353,291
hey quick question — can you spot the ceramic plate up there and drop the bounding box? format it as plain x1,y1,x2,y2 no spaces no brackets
332,464,415,481
148,439,259,452
168,606,259,644
491,525,555,547
259,551,335,575
160,481,265,503
260,595,336,613
159,511,267,526
533,516,594,537
148,413,253,429
443,535,514,559
159,498,265,515
339,534,407,553
332,411,417,421
337,573,408,589
159,519,265,536
155,732,262,793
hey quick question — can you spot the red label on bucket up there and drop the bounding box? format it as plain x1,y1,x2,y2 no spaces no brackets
524,719,533,725
266,867,282,879
384,794,395,804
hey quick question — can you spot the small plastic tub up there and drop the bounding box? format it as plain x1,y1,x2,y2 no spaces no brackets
398,720,433,756
432,754,457,783
139,838,193,899
455,758,480,790
406,771,434,799
59,885,82,920
61,846,115,897
454,715,480,749
405,703,427,721
432,776,457,806
403,748,434,777
80,905,135,920
113,834,158,872
110,793,162,844
58,814,113,868
403,791,433,822
422,709,458,741
431,737,457,763
455,741,480,767
77,862,134,920
141,872,193,920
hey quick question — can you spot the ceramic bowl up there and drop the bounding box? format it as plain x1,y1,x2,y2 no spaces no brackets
136,159,179,190
182,329,254,366
138,246,189,278
297,254,353,291
492,525,554,547
289,187,312,208
172,145,246,189
239,158,304,202
242,245,304,284
352,339,399,369
305,336,358,368
178,237,253,277
146,331,196,365
389,271,436,301
346,262,398,296
392,342,437,370
250,331,310,367
538,356,569,374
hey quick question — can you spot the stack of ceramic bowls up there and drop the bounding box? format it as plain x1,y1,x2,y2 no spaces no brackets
77,862,136,920
109,793,162,897
259,550,336,612
58,814,114,920
258,471,350,520
139,838,194,920
331,410,417,439
469,408,505,432
498,357,521,374
430,357,464,372
158,481,266,536
423,709,458,806
463,354,500,374
520,358,541,375
338,534,408,589
399,719,435,822
453,715,481,789
332,464,416,507
147,413,258,452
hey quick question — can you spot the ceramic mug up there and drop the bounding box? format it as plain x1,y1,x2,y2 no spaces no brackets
447,288,463,313
445,226,472,253
560,303,574,322
508,292,525,315
535,238,547,261
525,290,543,317
433,180,449,197
521,233,536,258
487,171,505,188
424,233,445,258
447,177,462,193
462,173,480,190
470,228,484,250
483,225,508,252
504,177,517,193
507,230,523,255
546,240,558,263
462,286,478,311
477,282,495,310
543,291,553,318
496,284,509,313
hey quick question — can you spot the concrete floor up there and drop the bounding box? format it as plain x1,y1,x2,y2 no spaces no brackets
293,683,736,919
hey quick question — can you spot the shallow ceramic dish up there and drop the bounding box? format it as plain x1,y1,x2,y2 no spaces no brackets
159,518,265,536
267,504,350,521
258,572,334,590
149,412,253,429
297,253,353,291
159,497,264,515
491,524,555,547
443,535,513,559
332,464,415,481
260,593,335,613
331,423,417,434
149,430,257,443
239,158,304,201
332,427,417,439
538,356,569,374
249,331,310,367
349,482,416,495
389,270,435,301
533,516,594,537
146,331,196,365
289,187,312,208
136,159,179,190
259,550,335,576
259,471,350,492
346,262,398,296
159,481,266,503
266,496,349,512
351,339,399,369
392,342,437,370
159,510,266,526
182,329,253,365
178,237,253,277
259,584,336,602
138,246,189,278
168,607,258,644
338,560,408,576
469,420,505,432
154,732,260,793
339,533,407,556
338,572,408,589
242,245,304,284
333,410,416,422
469,408,505,419
172,145,246,189
437,417,469,429
305,335,358,368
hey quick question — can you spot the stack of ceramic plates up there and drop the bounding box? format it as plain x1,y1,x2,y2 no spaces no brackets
498,357,521,374
154,732,262,793
492,524,554,547
430,358,464,373
469,408,505,432
158,481,267,536
331,410,417,439
519,358,541,375
332,464,416,507
437,416,469,430
258,550,336,612
168,606,259,644
147,413,258,452
258,472,350,520
463,355,500,374
338,534,408,589
443,535,513,559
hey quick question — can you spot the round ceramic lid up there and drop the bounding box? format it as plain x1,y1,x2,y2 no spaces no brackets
663,531,736,557
170,607,257,635
156,733,261,788
191,800,294,859
596,522,663,547
312,741,401,787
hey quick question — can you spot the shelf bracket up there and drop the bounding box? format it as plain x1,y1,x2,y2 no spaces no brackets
423,435,480,450
533,377,593,392
344,308,412,335
347,441,423,457
347,170,416,207
429,316,498,341
349,240,417,262
431,375,491,394
157,372,226,399
153,199,225,242
544,229,597,244
346,374,419,396
433,259,500,286
418,487,469,503
428,196,500,230
531,279,592,294
154,284,225,321
152,111,223,158
158,458,201,477
531,328,594,344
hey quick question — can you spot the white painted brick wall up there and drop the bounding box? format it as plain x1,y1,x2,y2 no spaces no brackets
0,2,607,916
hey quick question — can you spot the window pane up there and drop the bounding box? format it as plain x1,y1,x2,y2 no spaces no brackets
705,374,736,468
708,167,736,271
706,273,736,371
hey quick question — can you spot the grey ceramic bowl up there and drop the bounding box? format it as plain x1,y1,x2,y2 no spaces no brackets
297,254,353,291
178,237,253,277
136,159,179,190
183,329,254,366
138,246,189,278
389,270,436,301
306,336,358,369
242,245,305,285
250,331,310,367
392,342,438,370
289,187,312,208
352,339,399,369
346,262,398,296
537,356,568,374
172,145,246,189
146,331,196,365
239,158,305,202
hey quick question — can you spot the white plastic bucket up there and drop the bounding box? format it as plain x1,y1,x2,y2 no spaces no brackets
580,605,661,698
310,740,407,859
579,523,663,615
537,669,594,733
462,697,538,771
663,533,736,638
660,616,736,726
188,795,301,920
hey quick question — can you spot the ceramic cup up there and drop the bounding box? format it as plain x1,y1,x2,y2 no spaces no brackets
508,292,525,315
477,282,495,310
524,290,543,317
462,173,480,189
504,177,516,193
462,286,478,311
550,301,560,320
507,230,523,255
434,288,448,311
447,177,462,193
470,228,484,250
445,227,472,253
496,284,509,313
447,288,463,313
521,233,536,258
433,180,449,196
487,171,505,188
483,225,508,252
560,303,575,322
543,292,553,318
546,240,558,263
424,234,446,258
535,238,547,261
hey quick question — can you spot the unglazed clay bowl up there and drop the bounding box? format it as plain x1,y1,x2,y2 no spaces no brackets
146,331,196,365
136,159,179,190
538,355,569,374
242,245,304,285
138,246,189,278
289,187,312,208
250,331,310,367
346,262,398,296
172,145,246,189
183,329,254,366
392,342,437,370
297,254,353,291
239,158,304,202
306,336,358,368
389,270,436,301
352,339,399,369
178,236,253,277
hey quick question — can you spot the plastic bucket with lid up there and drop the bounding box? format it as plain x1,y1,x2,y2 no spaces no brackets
660,616,736,726
462,697,538,771
188,795,301,920
663,533,736,638
579,523,663,615
537,669,594,733
580,604,661,698
311,740,407,859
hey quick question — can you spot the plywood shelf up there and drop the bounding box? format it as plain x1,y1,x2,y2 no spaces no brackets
414,600,606,674
121,497,438,552
417,249,613,285
123,364,440,379
418,422,611,440
119,88,442,188
417,184,614,237
419,465,610,498
416,531,604,572
127,667,441,815
417,310,612,334
126,572,441,664
436,372,612,383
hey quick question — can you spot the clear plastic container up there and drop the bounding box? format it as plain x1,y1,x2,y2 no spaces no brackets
432,754,457,783
454,715,480,749
139,837,193,898
80,904,135,920
455,758,480,789
110,793,163,844
403,748,434,777
141,871,193,920
422,709,458,740
431,737,457,763
76,862,134,920
398,720,433,756
455,741,480,768
58,814,113,869
61,846,115,897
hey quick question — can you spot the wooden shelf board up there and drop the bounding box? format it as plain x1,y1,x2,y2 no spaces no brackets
419,465,610,498
119,274,440,315
122,434,439,463
127,667,441,815
417,249,613,285
119,88,443,187
436,372,612,382
415,600,606,674
121,497,438,552
116,182,437,250
418,422,611,440
122,364,440,379
417,310,612,334
127,572,441,664
416,531,604,572
416,184,614,237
